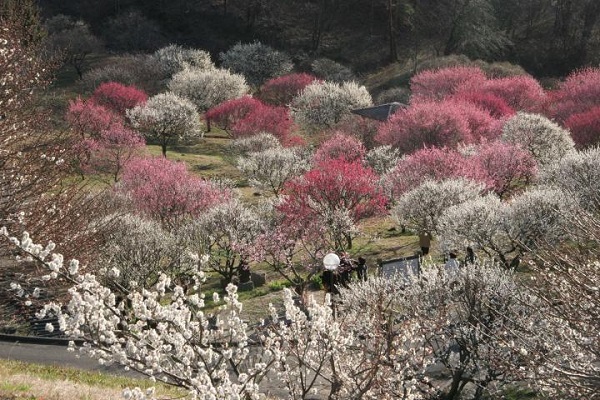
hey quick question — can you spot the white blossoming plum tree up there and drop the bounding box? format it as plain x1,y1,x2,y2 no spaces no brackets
263,262,543,400
525,206,600,399
93,214,197,290
290,81,372,132
2,228,275,400
391,178,484,235
168,68,249,112
501,112,575,166
365,145,401,175
219,41,294,87
127,92,201,157
179,199,262,285
237,147,310,196
438,186,574,269
540,147,600,213
151,44,214,76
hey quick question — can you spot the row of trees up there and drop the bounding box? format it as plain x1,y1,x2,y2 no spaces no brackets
38,0,600,75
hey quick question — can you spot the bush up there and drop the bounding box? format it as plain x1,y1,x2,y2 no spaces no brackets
219,41,293,87
310,57,355,82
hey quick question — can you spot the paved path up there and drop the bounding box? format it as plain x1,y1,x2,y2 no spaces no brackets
0,340,134,376
0,340,312,399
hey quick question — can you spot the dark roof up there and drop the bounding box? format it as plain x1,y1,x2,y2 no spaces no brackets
351,102,406,121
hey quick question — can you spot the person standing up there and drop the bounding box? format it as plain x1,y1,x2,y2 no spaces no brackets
356,257,368,281
419,231,431,255
464,246,477,265
444,252,460,275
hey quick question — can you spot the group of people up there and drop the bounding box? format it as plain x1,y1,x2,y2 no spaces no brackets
321,234,479,293
444,246,477,274
321,254,368,294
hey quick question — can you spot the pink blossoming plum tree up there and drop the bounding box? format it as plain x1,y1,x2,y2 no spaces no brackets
376,100,499,154
564,106,600,149
410,66,487,102
119,157,227,228
547,67,600,123
312,133,366,164
383,147,470,198
469,140,538,199
81,124,145,183
66,97,120,138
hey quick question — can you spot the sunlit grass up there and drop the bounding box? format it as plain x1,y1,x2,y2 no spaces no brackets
0,359,184,400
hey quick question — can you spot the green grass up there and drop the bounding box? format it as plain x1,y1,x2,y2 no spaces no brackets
0,381,31,392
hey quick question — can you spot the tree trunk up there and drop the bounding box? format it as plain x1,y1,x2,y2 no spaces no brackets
388,0,398,62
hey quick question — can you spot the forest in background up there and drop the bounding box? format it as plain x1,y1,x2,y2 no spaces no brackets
18,0,600,77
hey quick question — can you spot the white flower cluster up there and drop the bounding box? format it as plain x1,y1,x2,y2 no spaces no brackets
366,145,401,175
3,228,273,399
540,146,600,213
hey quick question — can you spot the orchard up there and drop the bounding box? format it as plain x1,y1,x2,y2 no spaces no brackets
1,4,600,400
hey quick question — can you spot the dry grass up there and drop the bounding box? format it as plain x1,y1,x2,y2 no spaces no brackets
0,359,183,400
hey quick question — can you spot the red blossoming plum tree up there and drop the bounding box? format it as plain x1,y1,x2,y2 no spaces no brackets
278,159,387,250
90,82,148,116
